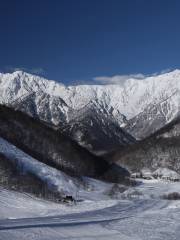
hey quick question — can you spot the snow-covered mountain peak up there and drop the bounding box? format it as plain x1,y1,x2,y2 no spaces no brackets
0,71,66,104
12,70,26,76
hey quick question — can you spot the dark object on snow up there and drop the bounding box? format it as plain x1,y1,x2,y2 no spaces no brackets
62,195,75,203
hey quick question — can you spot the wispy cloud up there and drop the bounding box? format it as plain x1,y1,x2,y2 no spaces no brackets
93,69,173,85
4,66,45,75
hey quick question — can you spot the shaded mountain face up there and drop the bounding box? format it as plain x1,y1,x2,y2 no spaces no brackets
59,100,135,154
106,118,180,174
0,105,111,178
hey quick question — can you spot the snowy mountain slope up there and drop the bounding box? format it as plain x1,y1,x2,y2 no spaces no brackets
125,89,180,139
14,90,71,126
0,137,80,199
0,137,121,202
0,153,65,201
1,69,180,141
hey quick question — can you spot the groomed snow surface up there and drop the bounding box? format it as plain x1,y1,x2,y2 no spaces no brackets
1,180,180,239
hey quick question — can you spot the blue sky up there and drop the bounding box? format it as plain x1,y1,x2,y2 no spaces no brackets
1,0,180,84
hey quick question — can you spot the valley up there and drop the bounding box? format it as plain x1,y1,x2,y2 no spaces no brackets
1,70,180,239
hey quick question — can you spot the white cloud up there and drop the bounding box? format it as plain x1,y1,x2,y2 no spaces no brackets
93,73,146,85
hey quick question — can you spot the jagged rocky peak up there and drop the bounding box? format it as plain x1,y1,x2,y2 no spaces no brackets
0,71,65,104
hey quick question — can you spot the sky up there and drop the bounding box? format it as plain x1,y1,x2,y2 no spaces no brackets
1,0,180,84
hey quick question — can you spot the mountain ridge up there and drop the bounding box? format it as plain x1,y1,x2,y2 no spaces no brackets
1,69,180,144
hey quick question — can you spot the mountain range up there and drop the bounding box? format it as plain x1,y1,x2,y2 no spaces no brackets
1,70,180,154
